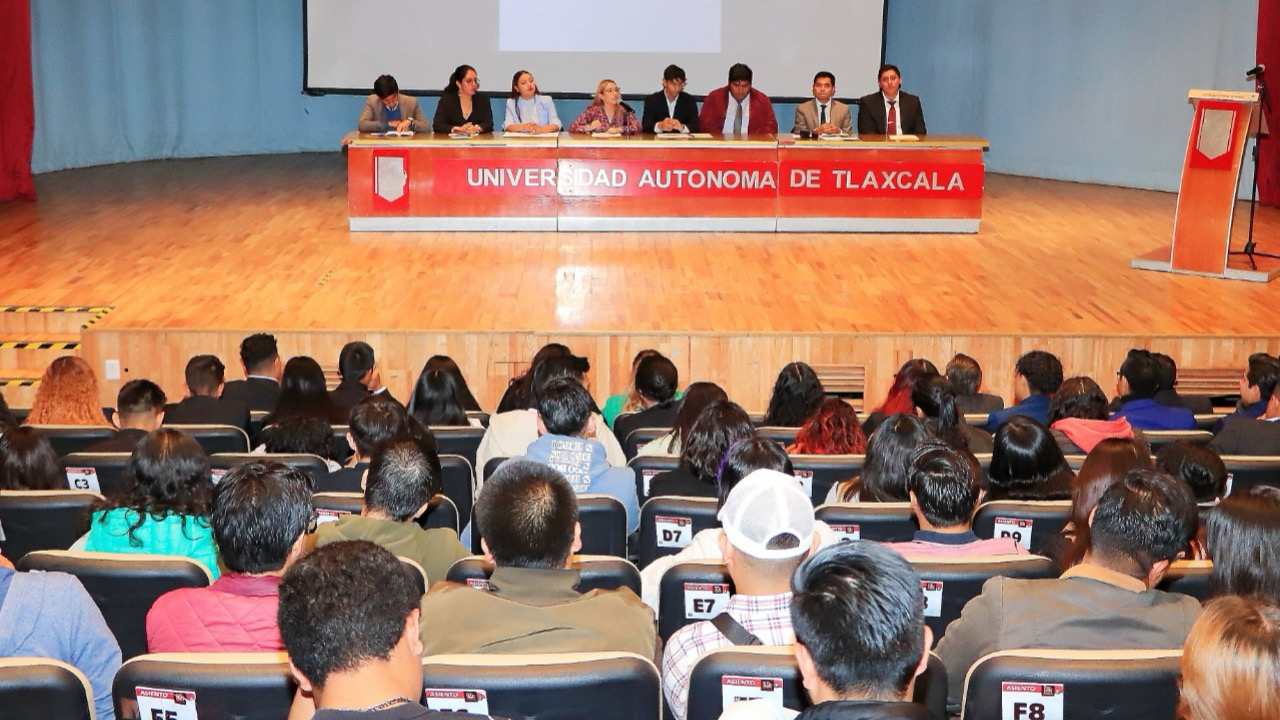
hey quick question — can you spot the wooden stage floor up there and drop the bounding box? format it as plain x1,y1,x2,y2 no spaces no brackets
2,152,1278,410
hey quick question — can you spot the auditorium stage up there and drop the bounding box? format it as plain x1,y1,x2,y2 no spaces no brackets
2,152,1278,411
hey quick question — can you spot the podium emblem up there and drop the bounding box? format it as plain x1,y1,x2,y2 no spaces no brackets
375,156,407,202
1195,109,1235,161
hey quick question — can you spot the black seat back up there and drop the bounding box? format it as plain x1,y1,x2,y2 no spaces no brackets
911,556,1059,645
0,490,102,563
1220,455,1280,495
164,424,250,454
638,496,719,568
624,427,670,461
482,456,507,485
16,550,212,661
629,455,681,504
0,658,93,720
210,453,330,482
578,494,629,558
789,454,865,505
445,555,641,595
657,561,733,642
972,500,1072,555
1142,430,1213,452
755,426,799,447
422,652,659,720
61,452,133,497
113,652,296,720
814,502,917,542
439,454,475,531
433,426,486,471
29,425,118,456
1157,560,1212,601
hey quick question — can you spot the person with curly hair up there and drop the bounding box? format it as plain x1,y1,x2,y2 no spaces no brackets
787,397,866,455
25,356,111,426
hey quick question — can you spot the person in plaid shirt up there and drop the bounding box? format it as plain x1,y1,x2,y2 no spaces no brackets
661,470,818,720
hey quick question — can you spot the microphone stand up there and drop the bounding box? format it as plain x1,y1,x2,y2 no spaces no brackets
1230,69,1275,269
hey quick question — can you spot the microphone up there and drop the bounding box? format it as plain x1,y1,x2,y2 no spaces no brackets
1247,64,1266,79
619,101,635,135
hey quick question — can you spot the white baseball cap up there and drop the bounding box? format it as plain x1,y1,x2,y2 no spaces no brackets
718,469,815,560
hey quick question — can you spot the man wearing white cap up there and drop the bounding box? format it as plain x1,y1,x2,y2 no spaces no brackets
662,469,818,720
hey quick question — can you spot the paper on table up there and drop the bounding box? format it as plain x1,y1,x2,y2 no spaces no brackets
819,133,860,141
889,134,920,141
689,133,714,139
590,131,625,138
654,133,693,140
500,131,560,138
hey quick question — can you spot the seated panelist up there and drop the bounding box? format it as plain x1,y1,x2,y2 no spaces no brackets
697,62,778,135
432,64,494,135
857,63,927,136
793,71,853,136
568,79,641,135
502,70,562,134
642,64,700,134
357,74,428,134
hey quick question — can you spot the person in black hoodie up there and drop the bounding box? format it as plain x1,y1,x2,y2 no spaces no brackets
612,354,680,449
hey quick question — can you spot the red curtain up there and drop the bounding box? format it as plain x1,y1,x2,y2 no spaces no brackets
1261,0,1279,205
0,0,34,201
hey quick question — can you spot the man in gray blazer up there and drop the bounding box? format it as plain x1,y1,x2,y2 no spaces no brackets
793,71,853,136
358,74,429,133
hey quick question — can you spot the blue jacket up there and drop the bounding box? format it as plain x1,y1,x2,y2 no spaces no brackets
1211,399,1267,434
985,393,1052,433
1113,398,1197,431
516,433,639,534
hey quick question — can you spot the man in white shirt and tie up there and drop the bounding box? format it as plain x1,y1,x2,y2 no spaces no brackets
857,64,927,137
793,71,853,136
698,63,779,136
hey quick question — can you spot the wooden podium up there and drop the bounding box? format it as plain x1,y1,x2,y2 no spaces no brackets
1132,89,1271,281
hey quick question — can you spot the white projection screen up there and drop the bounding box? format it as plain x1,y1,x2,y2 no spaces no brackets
304,0,886,99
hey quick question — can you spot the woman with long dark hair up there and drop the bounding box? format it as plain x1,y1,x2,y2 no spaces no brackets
502,70,562,134
83,428,218,577
1041,437,1152,570
911,372,993,453
986,415,1074,501
648,400,755,499
495,343,572,414
602,349,663,428
408,368,476,427
829,413,932,503
0,427,63,490
763,361,825,427
262,356,347,426
1205,485,1280,602
635,381,728,457
422,355,482,412
432,64,494,135
862,358,938,436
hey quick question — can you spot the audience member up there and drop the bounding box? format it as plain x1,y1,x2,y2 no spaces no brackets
1205,485,1280,602
1178,595,1280,720
221,332,283,412
330,341,391,412
985,416,1073,501
1112,349,1196,430
763,361,825,427
81,428,219,577
420,355,482,412
1151,353,1213,414
147,461,313,652
407,368,476,427
663,469,815,720
911,372,993,453
985,350,1062,433
264,356,348,426
0,426,63,490
1209,376,1280,455
720,543,935,720
1212,352,1280,433
863,358,938,436
324,395,411,493
261,415,341,472
25,355,111,426
0,550,121,720
947,353,1004,415
648,399,755,499
1156,442,1227,503
602,349,664,428
279,541,474,720
83,379,166,452
698,62,778,135
420,460,656,657
885,441,1026,559
635,381,728,457
829,414,931,503
163,354,251,435
613,353,681,447
495,342,572,413
935,469,1201,711
497,376,639,533
787,397,867,455
1041,437,1153,570
315,437,468,585
1047,375,1146,455
479,353,626,477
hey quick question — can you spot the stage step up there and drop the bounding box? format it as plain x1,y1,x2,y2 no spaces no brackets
0,305,112,335
0,369,44,409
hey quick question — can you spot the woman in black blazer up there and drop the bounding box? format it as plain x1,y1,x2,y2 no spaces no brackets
433,64,494,134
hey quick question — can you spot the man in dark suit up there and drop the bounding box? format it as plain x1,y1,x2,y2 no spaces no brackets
163,354,252,435
857,64,926,136
1209,385,1280,455
221,333,282,413
1151,353,1214,415
84,379,166,453
946,353,1005,416
329,341,394,413
642,64,700,134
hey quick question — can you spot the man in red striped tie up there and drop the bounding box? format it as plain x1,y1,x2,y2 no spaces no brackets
857,64,928,137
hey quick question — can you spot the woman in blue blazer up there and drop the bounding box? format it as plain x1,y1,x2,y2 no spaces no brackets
502,70,562,134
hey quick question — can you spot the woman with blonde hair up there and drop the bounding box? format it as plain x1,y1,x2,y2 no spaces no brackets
1179,595,1280,720
568,79,641,134
25,356,111,426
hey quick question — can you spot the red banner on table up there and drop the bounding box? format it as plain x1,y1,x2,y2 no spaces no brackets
778,161,984,198
434,158,559,196
557,159,779,197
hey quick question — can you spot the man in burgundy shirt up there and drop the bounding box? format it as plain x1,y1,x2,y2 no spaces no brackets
698,63,778,136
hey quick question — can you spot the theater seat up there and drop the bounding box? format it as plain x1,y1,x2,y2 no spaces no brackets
16,551,212,661
482,456,507,485
1142,430,1213,452
1219,455,1280,495
629,455,682,504
400,556,428,596
638,496,719,568
445,555,641,595
0,489,102,563
439,454,475,530
163,424,250,454
910,556,1059,646
578,494,629,558
1158,559,1212,601
789,454,865,505
61,452,133,497
113,652,295,720
28,425,118,457
433,426,486,471
972,500,1071,555
313,492,460,534
0,658,94,720
813,502,917,542
210,453,330,481
959,649,1182,720
657,560,732,642
754,426,799,448
624,427,670,460
422,651,659,720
